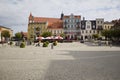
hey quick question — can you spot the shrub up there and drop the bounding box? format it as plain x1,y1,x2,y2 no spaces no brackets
10,41,13,45
53,41,57,46
46,41,49,45
20,42,25,48
43,42,48,47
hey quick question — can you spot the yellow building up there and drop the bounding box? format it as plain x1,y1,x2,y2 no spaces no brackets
0,25,13,41
103,22,114,30
28,13,63,40
28,13,48,40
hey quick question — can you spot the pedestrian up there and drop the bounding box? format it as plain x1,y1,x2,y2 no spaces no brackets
51,43,53,49
98,40,101,46
109,41,112,47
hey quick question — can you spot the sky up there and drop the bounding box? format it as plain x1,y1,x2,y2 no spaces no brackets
0,0,120,34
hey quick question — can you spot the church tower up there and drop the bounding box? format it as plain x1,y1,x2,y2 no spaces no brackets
60,12,64,20
29,13,34,23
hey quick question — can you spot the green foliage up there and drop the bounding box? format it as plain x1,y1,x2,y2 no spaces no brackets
53,41,57,46
1,30,10,38
15,32,22,40
46,41,49,45
36,27,40,31
112,29,120,39
41,32,52,38
60,33,65,38
42,42,48,47
10,41,13,45
20,42,25,48
102,29,120,40
92,34,99,39
101,30,112,39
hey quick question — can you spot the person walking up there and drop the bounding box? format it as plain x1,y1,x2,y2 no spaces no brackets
51,43,53,49
109,41,112,47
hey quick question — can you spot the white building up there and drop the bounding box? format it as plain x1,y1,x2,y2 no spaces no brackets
63,13,81,40
81,20,97,40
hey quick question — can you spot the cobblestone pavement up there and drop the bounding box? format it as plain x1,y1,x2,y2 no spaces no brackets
0,42,120,80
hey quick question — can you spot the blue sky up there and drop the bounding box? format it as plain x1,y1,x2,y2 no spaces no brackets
0,0,120,34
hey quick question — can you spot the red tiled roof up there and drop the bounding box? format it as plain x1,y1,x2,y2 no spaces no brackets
29,13,63,29
33,17,63,29
48,21,63,29
33,17,61,22
21,32,27,37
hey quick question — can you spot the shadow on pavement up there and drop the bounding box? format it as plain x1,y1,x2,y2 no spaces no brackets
42,51,120,80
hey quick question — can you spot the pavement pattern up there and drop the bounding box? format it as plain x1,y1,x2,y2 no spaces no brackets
0,42,120,80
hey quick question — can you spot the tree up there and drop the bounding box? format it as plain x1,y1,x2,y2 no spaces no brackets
60,33,65,38
15,32,22,41
112,29,120,41
101,30,111,39
41,32,52,37
92,34,99,40
112,19,120,30
1,30,10,40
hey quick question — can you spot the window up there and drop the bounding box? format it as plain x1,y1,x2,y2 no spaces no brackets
68,25,69,28
93,30,95,33
105,26,106,29
73,19,74,22
98,21,99,24
90,30,91,33
93,25,95,28
69,20,71,22
65,20,67,22
86,30,88,33
82,25,84,28
66,19,69,22
87,25,90,28
82,30,84,33
71,25,73,28
75,19,77,22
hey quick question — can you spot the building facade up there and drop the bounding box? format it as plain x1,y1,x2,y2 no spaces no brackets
63,13,81,40
80,19,97,40
80,18,104,40
96,18,104,35
103,22,114,30
48,21,63,36
28,13,107,41
28,13,63,41
0,25,13,41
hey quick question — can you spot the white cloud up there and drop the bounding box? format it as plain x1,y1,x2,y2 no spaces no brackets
0,0,120,34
